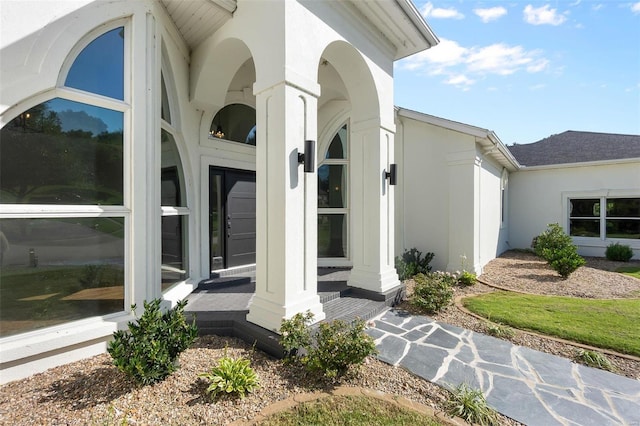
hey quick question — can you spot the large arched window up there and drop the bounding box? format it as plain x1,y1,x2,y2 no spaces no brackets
0,25,127,337
209,104,256,145
318,124,348,259
160,62,189,292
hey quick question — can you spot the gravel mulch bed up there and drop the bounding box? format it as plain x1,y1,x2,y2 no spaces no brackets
2,250,638,425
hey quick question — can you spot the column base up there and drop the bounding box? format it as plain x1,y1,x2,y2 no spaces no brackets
246,293,325,333
347,267,400,294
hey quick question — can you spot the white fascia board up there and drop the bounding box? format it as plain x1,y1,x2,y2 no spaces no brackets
516,157,640,171
393,0,439,53
397,107,521,171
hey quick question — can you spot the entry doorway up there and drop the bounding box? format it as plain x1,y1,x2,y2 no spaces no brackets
209,167,256,271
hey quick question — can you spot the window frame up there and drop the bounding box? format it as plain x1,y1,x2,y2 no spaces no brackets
0,20,132,335
318,123,350,265
566,192,640,245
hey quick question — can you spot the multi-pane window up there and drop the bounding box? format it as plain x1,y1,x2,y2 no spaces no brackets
318,124,348,258
160,71,189,291
0,26,127,337
569,198,640,239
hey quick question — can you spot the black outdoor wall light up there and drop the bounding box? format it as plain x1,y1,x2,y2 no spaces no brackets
385,163,397,185
298,139,316,173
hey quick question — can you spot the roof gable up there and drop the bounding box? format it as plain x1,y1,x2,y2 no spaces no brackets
507,130,640,166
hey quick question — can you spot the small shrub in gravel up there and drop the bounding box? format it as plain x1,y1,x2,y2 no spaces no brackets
395,248,435,280
485,322,515,339
199,352,260,399
458,270,477,287
445,383,499,426
108,299,197,385
411,272,454,314
533,223,585,279
606,243,634,262
574,349,615,372
279,313,377,378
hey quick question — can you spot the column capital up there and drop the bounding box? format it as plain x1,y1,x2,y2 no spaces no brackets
253,67,321,99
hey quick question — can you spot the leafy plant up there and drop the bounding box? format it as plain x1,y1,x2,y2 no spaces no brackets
199,352,260,399
279,313,377,378
458,270,477,287
411,272,454,314
485,322,515,339
532,223,573,259
305,319,377,378
445,383,499,426
606,243,633,262
574,349,615,372
107,299,198,385
548,246,585,278
533,223,585,278
395,248,435,280
280,311,314,360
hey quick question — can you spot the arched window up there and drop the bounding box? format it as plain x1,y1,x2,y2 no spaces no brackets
160,64,189,292
0,25,127,337
209,104,256,145
318,124,348,259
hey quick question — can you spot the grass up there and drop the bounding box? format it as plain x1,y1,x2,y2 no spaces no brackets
617,265,640,280
462,291,640,356
260,395,443,426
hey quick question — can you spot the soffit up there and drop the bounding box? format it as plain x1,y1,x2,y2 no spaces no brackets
349,0,438,60
160,0,236,50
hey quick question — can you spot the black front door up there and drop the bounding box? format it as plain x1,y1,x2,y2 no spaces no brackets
209,168,256,271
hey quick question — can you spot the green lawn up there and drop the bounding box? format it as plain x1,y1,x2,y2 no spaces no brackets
617,266,640,280
462,292,640,356
260,395,443,426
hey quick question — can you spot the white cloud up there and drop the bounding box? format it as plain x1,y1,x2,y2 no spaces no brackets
592,4,604,12
398,38,550,89
421,2,464,19
474,6,508,23
530,83,546,91
523,4,567,25
632,2,640,14
569,0,581,6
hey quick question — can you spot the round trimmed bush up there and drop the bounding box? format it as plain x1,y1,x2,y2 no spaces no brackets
605,243,633,262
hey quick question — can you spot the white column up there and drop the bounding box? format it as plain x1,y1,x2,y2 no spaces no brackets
348,123,400,294
246,81,325,332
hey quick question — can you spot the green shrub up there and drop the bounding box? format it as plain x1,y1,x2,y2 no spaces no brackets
533,224,585,279
108,299,198,385
199,353,260,399
395,248,435,280
533,223,573,261
458,270,477,287
574,349,615,372
305,319,377,378
605,243,634,262
279,313,377,378
411,272,455,314
548,246,586,278
280,311,314,360
445,383,499,426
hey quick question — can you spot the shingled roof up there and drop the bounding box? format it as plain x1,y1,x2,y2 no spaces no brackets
507,130,640,167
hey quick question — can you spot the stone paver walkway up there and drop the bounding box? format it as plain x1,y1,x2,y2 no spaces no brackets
369,309,640,426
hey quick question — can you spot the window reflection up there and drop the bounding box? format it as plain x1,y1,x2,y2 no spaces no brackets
318,214,346,257
65,27,124,100
0,98,124,205
0,218,125,337
210,104,257,145
318,165,346,208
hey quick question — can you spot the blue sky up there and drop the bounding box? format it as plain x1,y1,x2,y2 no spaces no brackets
394,1,640,145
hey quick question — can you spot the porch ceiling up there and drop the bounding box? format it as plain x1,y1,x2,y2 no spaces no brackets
160,0,236,49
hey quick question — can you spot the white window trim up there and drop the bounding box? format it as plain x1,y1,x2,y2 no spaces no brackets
563,191,640,251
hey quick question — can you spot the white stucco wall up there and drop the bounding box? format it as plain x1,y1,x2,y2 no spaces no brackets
509,160,640,259
478,156,509,269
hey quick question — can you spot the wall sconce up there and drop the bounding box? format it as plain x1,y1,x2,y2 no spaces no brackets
298,139,315,173
385,163,397,186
